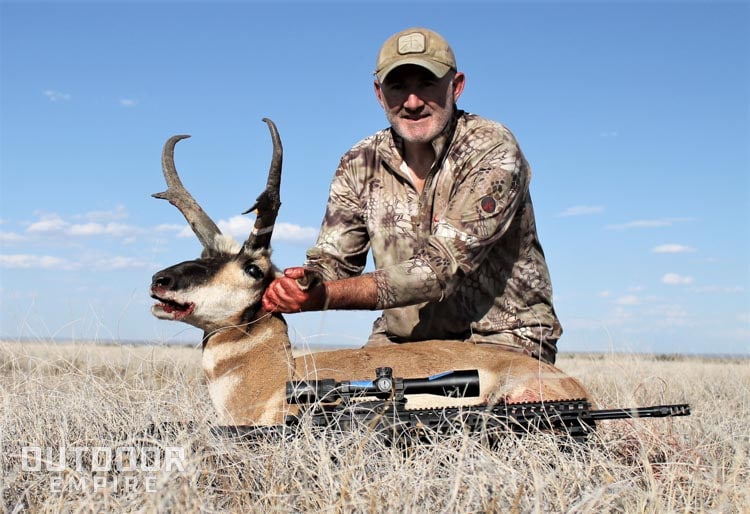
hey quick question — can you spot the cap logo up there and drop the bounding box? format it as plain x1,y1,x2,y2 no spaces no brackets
398,33,426,55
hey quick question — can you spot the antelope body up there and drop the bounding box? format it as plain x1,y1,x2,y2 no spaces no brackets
150,119,589,426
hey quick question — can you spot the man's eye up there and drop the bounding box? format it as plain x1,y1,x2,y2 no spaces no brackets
244,263,263,279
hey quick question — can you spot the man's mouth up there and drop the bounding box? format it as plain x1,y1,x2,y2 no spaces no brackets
402,114,429,121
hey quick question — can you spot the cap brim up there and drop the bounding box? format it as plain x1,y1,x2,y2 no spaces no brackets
375,58,452,82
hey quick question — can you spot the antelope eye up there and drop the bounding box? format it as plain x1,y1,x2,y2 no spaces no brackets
243,263,263,279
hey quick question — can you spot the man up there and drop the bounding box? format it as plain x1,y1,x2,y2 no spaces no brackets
262,27,562,364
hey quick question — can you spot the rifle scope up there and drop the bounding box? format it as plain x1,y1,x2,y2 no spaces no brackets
286,367,480,405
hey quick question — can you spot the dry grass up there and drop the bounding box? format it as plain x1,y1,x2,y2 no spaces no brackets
1,341,747,513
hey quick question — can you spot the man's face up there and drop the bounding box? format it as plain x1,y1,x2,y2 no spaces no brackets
375,64,465,145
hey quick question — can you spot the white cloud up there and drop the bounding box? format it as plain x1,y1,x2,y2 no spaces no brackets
167,215,318,244
0,232,26,243
274,222,318,243
198,216,317,244
661,273,694,285
0,253,156,271
67,222,138,238
177,226,194,238
652,304,691,327
606,217,692,230
119,98,137,107
0,254,75,270
218,215,253,239
690,285,745,294
616,295,640,305
610,305,635,323
43,89,71,102
93,256,152,270
155,223,185,233
74,205,129,222
66,222,109,236
652,244,696,254
24,213,139,239
557,205,604,217
27,214,69,233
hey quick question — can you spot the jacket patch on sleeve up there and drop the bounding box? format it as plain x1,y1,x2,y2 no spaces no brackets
480,195,497,214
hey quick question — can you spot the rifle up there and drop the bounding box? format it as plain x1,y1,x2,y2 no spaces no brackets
276,367,691,443
145,367,689,444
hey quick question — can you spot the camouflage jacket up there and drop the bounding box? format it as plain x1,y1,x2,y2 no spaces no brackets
305,110,561,362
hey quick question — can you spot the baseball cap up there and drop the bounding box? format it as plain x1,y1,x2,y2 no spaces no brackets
374,27,456,82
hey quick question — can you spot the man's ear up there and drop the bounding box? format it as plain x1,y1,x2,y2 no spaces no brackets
452,72,466,103
374,80,386,109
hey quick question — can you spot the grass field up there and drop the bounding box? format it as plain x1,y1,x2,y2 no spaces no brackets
1,340,747,513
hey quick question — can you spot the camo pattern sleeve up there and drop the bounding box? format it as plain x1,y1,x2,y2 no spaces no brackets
306,111,561,360
303,140,373,282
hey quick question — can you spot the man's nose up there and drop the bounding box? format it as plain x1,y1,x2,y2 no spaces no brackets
403,92,425,110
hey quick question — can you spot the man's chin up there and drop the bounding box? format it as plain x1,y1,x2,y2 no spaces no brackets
394,125,438,145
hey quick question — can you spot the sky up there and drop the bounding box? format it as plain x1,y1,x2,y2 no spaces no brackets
1,0,748,356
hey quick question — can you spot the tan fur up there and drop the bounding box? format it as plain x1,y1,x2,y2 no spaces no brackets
201,317,295,425
199,312,589,426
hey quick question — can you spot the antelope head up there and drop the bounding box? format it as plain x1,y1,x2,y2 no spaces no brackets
150,119,283,336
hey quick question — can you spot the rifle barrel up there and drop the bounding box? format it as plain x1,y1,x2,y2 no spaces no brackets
589,403,691,421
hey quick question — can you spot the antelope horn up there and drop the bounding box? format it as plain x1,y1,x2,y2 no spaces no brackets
153,135,222,251
242,118,283,251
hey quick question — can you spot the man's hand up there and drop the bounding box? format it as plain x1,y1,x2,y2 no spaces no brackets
262,267,327,313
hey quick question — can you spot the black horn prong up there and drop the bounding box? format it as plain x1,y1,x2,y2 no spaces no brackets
243,118,283,251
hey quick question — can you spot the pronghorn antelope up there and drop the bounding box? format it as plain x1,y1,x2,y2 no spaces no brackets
150,119,590,426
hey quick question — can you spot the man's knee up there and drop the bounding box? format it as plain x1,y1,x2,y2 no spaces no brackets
469,333,557,365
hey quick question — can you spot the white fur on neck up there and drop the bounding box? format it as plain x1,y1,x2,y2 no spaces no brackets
202,322,283,424
207,373,242,424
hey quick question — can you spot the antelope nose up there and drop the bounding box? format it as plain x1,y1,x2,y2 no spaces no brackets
151,272,174,290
